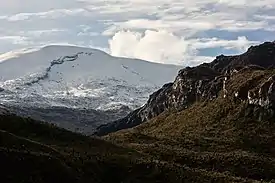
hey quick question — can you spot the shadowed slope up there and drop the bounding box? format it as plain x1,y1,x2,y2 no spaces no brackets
106,68,275,182
96,41,275,136
0,113,265,182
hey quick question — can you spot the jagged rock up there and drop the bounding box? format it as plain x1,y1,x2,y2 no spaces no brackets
242,75,275,122
207,41,275,73
96,66,223,136
245,75,275,108
96,41,275,136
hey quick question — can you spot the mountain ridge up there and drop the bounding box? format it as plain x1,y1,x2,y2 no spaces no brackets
96,41,275,136
99,41,275,182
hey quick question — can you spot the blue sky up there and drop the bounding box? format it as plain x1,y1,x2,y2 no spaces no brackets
0,0,274,66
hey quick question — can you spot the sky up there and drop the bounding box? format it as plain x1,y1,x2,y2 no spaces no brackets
0,0,274,66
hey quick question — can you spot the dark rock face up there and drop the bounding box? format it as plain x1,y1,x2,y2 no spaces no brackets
206,41,275,73
243,75,275,121
96,41,275,136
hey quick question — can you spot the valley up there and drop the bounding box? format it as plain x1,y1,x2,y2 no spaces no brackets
1,41,275,182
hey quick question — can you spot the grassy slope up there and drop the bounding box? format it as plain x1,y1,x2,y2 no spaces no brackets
106,69,275,182
0,115,249,183
0,113,264,183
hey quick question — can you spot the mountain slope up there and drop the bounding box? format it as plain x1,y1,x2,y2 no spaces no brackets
0,45,180,133
96,41,275,135
99,42,275,182
105,69,275,181
0,113,262,183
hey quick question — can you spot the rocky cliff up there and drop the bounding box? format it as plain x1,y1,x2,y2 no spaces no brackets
96,41,275,136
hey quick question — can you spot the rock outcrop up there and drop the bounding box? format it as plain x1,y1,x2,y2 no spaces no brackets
96,41,275,136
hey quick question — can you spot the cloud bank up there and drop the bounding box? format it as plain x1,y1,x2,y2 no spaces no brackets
0,0,274,66
109,30,259,65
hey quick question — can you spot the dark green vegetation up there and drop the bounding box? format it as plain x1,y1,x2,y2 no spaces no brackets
106,68,275,183
0,112,267,183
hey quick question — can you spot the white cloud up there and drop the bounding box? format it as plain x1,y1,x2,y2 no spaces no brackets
218,0,275,8
190,36,259,51
114,19,215,32
109,30,258,66
109,30,194,65
20,29,67,37
77,25,99,37
218,0,248,6
255,15,275,20
77,32,99,37
0,36,29,44
102,26,120,36
0,8,88,22
0,0,275,65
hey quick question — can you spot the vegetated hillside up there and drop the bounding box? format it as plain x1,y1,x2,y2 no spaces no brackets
96,41,275,135
1,113,263,183
105,57,275,182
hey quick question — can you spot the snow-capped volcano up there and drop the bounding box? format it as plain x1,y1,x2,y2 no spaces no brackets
0,45,180,133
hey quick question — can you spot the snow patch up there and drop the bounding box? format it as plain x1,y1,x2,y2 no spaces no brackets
0,45,181,111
